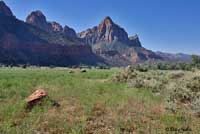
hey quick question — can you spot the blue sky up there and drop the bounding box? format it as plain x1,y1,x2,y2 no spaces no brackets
4,0,200,54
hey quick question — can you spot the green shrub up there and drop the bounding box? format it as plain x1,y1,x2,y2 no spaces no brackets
166,75,200,114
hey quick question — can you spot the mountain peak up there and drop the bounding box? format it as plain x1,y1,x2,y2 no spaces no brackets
104,16,113,22
79,16,142,47
26,10,51,31
27,10,46,22
0,1,14,16
100,16,114,26
31,10,45,17
26,10,78,40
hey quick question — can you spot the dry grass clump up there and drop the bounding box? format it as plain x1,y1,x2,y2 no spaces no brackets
85,99,166,134
34,97,85,134
117,98,165,134
85,102,117,134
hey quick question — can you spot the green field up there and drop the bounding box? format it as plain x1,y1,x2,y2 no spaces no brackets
0,67,200,134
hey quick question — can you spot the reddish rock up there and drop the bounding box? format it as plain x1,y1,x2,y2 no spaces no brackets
26,89,48,103
50,21,63,32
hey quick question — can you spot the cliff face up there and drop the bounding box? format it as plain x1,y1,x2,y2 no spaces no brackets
0,39,101,66
78,16,141,47
0,2,103,66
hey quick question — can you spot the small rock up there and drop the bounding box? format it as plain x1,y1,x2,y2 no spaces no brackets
80,69,87,73
26,89,48,103
25,89,60,110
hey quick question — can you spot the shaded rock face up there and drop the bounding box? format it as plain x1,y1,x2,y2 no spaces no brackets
26,10,64,33
26,10,51,32
0,1,13,16
63,25,77,39
78,16,141,47
26,10,78,40
129,35,142,47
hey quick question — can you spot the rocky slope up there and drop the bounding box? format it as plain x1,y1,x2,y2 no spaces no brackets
79,16,162,66
0,1,102,66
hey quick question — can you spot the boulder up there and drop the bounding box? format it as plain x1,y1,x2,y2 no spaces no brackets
26,89,48,103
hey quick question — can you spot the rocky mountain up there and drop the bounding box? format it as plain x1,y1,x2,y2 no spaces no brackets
0,1,193,67
78,16,141,47
0,1,102,66
26,10,79,43
78,16,162,66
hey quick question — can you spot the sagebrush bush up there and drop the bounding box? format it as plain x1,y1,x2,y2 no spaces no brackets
113,68,200,115
113,68,164,92
166,75,200,114
112,67,137,82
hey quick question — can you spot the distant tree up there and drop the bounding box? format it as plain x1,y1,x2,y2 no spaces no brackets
192,55,200,64
192,55,200,68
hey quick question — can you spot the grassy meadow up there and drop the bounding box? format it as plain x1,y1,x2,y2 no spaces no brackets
0,67,200,134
